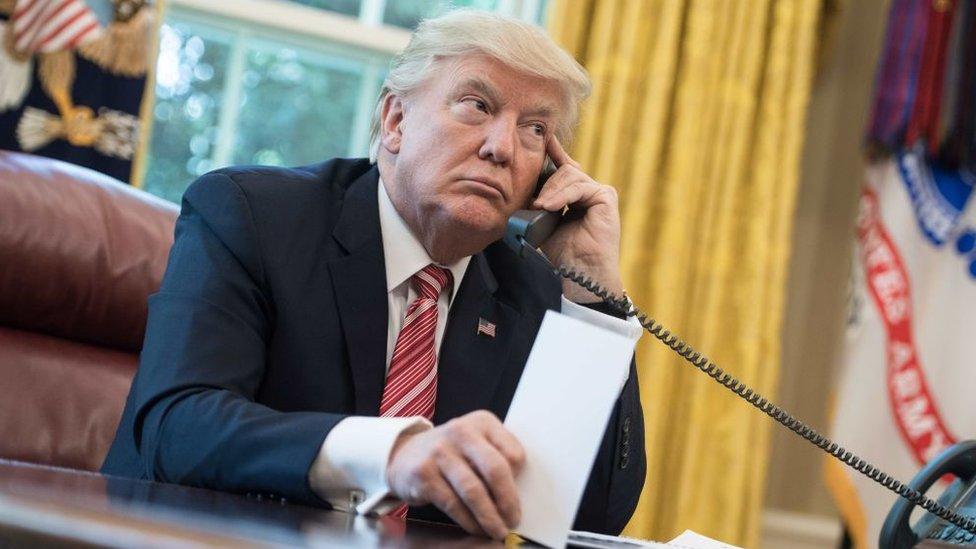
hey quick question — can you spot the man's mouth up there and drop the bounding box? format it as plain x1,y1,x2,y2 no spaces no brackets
461,177,506,200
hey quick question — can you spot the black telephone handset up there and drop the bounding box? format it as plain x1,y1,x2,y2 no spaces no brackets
503,209,562,256
882,441,976,547
504,209,976,547
504,160,591,267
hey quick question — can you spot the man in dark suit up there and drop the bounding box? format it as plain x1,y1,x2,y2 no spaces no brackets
103,10,645,540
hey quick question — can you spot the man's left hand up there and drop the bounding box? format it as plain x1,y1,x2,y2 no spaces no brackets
533,136,624,303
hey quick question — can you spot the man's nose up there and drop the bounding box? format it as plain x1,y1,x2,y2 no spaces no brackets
478,116,516,165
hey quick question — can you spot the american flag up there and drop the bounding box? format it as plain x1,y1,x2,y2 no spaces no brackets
11,0,103,55
476,317,496,338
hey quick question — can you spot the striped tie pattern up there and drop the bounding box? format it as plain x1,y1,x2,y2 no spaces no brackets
381,264,451,519
381,264,451,420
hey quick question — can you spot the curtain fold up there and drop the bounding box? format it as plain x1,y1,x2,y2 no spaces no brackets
548,1,822,545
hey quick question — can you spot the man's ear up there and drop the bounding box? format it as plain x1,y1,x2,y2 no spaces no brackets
379,94,405,154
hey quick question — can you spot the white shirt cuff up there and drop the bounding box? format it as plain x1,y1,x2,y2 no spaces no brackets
560,296,644,342
308,416,432,515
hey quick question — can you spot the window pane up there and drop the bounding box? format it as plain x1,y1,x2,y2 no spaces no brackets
143,23,231,204
286,0,360,18
232,46,362,167
382,0,498,30
537,0,550,25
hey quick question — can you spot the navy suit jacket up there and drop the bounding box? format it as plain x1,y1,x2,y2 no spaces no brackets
102,158,645,534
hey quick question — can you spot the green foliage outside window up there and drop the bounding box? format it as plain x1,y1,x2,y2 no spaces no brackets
143,23,230,204
232,47,361,168
142,1,545,203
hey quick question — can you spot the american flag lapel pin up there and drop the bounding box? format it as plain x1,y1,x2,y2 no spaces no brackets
477,317,496,338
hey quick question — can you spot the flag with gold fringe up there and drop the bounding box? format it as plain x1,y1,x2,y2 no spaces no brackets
0,0,157,183
826,1,976,547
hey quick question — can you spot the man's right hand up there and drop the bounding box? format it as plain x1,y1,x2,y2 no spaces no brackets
385,410,525,539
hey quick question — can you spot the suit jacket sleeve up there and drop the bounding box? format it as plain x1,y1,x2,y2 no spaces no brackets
129,172,342,506
572,301,646,534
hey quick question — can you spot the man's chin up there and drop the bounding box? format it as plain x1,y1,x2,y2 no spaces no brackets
439,200,506,241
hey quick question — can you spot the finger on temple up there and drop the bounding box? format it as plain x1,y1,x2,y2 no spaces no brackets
545,134,576,168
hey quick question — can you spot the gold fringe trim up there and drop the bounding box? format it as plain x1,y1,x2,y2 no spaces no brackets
77,6,154,78
17,104,138,158
17,107,63,151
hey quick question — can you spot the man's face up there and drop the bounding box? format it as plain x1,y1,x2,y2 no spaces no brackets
383,54,564,245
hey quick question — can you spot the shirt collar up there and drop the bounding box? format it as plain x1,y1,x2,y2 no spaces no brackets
377,177,471,300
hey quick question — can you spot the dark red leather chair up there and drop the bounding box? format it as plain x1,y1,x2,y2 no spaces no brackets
0,150,178,471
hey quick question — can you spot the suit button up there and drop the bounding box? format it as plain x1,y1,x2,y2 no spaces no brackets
620,456,629,470
349,490,365,507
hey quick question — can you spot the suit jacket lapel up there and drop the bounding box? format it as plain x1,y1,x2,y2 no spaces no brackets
327,171,529,420
328,167,389,415
434,252,522,424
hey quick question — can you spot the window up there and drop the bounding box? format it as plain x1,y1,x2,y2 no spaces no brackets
141,0,547,203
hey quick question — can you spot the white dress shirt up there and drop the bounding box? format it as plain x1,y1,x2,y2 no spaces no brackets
308,178,643,515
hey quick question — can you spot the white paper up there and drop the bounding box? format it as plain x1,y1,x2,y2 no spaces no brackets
568,530,666,547
668,530,742,549
566,529,741,549
506,310,636,548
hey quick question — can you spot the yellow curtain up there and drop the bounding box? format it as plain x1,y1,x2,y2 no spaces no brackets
548,1,822,545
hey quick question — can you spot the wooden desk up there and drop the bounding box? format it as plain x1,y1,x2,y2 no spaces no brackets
0,459,499,547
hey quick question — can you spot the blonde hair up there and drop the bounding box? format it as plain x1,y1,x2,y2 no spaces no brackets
368,9,591,162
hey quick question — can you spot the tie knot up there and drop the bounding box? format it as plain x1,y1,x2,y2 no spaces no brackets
413,264,452,300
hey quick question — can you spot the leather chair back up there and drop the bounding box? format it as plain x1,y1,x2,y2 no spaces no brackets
0,151,178,471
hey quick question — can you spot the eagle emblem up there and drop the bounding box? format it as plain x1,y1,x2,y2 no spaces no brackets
0,0,155,159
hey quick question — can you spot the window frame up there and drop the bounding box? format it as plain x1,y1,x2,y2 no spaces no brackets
148,0,545,192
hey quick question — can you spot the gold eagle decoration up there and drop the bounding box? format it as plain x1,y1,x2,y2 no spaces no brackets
1,0,155,159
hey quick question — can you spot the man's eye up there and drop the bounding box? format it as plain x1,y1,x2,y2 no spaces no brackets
524,123,546,138
464,98,489,113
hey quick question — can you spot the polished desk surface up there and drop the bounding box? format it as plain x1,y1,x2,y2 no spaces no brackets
4,459,967,548
0,459,501,548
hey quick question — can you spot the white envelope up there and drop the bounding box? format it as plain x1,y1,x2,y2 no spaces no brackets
505,310,637,548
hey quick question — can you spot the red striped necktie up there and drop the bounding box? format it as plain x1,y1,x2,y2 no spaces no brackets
381,264,452,519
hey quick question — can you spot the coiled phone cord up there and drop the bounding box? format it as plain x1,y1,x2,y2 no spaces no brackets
556,264,976,536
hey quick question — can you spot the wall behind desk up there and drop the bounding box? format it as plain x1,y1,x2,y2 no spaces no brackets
763,0,888,542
